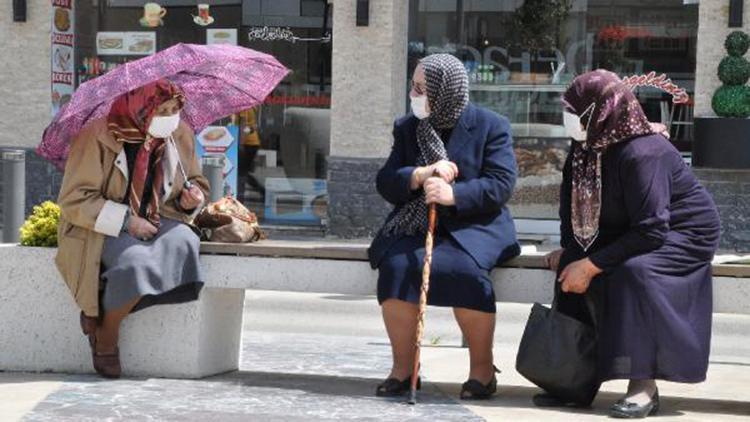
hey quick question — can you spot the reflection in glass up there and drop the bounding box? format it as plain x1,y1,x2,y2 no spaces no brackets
408,0,698,219
74,3,332,228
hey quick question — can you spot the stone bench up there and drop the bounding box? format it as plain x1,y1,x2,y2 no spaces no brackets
1,241,748,379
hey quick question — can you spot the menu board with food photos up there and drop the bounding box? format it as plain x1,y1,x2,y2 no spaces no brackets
207,29,238,46
96,32,157,56
51,0,75,117
196,125,239,198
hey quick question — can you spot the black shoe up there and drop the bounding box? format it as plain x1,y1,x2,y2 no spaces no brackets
609,390,660,419
375,376,421,397
533,393,591,408
459,366,500,400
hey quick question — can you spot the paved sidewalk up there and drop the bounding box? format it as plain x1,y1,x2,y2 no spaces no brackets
2,292,750,421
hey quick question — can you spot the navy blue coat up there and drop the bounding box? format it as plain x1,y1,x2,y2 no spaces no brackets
368,103,520,270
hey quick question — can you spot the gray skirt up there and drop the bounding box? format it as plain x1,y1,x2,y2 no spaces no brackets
101,217,204,313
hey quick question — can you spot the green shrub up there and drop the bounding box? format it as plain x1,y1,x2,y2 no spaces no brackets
718,56,750,85
713,30,750,118
725,31,750,57
19,201,60,247
712,85,750,118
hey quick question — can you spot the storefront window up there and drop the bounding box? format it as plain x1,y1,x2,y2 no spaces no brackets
73,0,332,227
408,0,698,220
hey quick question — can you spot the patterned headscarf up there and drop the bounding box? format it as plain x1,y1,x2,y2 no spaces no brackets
107,79,185,227
562,69,656,251
381,54,469,236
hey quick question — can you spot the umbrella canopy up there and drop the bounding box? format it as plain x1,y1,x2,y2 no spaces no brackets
38,43,289,170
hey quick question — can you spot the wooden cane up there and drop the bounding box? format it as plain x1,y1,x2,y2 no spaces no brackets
408,202,438,405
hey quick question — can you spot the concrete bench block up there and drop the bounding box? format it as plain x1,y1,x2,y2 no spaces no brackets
491,268,554,304
202,255,379,295
3,244,750,379
0,246,244,378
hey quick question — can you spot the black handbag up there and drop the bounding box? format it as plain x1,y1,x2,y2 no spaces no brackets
515,290,600,406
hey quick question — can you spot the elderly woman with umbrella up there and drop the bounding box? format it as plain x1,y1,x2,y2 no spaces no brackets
40,44,288,379
369,54,519,400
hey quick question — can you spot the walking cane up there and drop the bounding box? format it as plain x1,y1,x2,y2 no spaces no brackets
408,202,438,405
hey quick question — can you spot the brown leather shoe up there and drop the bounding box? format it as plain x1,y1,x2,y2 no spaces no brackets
80,312,121,379
92,348,121,379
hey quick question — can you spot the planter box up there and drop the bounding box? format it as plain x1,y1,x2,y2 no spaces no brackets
693,117,750,169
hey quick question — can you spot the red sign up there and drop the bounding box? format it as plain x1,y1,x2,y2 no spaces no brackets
622,71,690,104
264,95,331,107
52,0,71,8
51,0,75,117
52,72,73,84
52,33,74,46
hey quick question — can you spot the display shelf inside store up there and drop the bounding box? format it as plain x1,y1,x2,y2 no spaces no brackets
470,83,568,93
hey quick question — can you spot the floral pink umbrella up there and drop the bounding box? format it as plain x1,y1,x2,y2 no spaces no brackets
38,43,289,170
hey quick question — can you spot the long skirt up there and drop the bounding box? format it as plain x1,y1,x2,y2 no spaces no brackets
100,218,204,313
377,234,496,313
557,243,713,383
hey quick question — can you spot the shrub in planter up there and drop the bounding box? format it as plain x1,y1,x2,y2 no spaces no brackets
695,30,750,169
725,30,750,57
713,85,750,117
712,31,750,117
19,201,60,247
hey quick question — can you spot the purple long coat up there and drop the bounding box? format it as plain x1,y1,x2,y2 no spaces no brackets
557,133,721,383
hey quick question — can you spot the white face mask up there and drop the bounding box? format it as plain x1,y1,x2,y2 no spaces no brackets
410,95,430,120
563,111,587,142
147,113,181,138
563,102,596,142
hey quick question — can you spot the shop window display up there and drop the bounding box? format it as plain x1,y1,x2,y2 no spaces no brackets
408,0,698,220
72,1,332,227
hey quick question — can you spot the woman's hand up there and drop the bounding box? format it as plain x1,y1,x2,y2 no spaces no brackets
430,160,459,183
558,258,603,294
179,185,204,210
128,215,158,241
411,160,458,190
545,248,565,272
424,177,455,206
650,122,670,139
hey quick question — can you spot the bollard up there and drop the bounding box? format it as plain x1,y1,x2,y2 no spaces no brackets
1,150,26,243
202,155,225,203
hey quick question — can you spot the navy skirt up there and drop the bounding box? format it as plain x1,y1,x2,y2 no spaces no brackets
377,234,496,313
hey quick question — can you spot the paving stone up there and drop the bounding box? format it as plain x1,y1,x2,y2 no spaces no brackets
22,332,481,421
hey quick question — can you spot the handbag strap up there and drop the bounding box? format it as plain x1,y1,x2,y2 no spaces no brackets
551,280,599,332
583,291,599,332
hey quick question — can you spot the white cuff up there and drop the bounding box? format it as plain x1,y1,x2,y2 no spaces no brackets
94,200,129,237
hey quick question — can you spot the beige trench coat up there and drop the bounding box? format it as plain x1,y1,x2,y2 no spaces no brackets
55,118,210,317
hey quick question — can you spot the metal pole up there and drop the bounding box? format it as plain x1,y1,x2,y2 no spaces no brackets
201,155,225,203
1,150,26,243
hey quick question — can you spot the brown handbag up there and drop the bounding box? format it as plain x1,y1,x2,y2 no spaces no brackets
194,196,266,243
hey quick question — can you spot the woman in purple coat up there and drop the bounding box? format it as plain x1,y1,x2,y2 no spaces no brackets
542,70,721,418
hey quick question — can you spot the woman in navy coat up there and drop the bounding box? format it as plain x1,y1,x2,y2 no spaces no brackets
369,54,519,400
543,70,721,418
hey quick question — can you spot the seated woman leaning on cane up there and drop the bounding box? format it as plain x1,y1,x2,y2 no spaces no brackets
55,80,209,379
541,70,720,418
369,54,519,400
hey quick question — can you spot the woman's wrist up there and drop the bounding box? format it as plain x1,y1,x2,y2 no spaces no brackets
583,258,603,277
410,166,427,190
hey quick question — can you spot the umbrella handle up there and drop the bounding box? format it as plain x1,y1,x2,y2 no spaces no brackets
168,135,193,191
409,203,438,404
